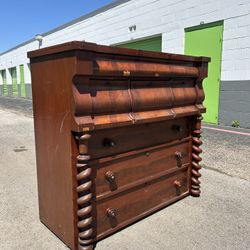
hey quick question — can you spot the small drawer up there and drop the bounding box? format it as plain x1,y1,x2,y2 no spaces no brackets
88,117,190,159
95,168,189,239
92,138,191,195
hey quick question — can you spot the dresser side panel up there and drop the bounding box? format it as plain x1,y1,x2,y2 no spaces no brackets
30,54,78,249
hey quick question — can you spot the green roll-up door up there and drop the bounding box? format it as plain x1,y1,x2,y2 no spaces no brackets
9,67,18,97
1,70,7,95
116,36,162,52
184,21,224,124
19,65,26,97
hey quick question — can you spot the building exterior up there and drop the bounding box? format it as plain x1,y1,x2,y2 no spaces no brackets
0,0,250,127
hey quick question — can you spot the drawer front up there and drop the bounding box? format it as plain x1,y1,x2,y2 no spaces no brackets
88,117,190,159
95,168,189,239
93,139,190,196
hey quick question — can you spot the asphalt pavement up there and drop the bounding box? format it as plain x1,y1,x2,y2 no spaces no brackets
0,97,249,250
0,96,33,117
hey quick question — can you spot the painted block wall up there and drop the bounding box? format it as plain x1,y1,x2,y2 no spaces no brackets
0,0,249,125
219,80,250,128
1,0,250,82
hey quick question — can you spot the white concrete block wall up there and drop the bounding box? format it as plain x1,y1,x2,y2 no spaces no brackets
24,63,31,84
0,40,37,86
0,71,3,86
6,69,12,88
16,66,20,86
0,0,250,87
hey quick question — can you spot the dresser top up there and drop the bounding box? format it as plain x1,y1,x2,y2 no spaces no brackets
27,41,210,63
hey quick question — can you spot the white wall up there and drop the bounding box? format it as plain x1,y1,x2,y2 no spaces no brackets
0,41,37,85
0,71,3,86
0,0,250,84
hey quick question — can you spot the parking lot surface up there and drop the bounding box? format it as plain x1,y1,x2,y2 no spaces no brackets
0,98,249,250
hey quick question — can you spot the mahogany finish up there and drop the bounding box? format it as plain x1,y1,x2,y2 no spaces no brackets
93,138,190,195
28,41,209,250
95,168,189,239
88,118,189,159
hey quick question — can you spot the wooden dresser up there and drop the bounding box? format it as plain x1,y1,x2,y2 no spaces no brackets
28,41,209,250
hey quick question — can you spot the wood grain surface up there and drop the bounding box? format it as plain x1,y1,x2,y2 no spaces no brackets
28,41,209,250
93,138,191,195
95,168,189,239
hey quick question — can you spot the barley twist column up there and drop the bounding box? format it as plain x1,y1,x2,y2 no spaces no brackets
191,116,203,197
76,134,94,250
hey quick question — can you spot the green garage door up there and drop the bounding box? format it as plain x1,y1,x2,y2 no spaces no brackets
9,67,18,97
116,36,162,52
185,21,223,124
19,65,26,97
0,70,7,95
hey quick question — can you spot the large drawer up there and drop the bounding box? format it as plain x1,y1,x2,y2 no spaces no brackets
88,117,190,159
92,138,191,196
95,168,189,239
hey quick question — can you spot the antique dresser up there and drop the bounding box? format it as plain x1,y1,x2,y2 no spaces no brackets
28,41,209,250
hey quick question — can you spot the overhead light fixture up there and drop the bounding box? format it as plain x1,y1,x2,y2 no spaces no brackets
35,34,43,49
35,34,43,42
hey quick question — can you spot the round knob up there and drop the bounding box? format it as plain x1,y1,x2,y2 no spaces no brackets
103,138,116,148
175,151,183,159
172,125,183,132
106,208,117,218
175,151,183,167
105,171,116,182
174,180,181,188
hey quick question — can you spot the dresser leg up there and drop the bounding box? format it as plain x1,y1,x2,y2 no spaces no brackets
78,244,94,250
76,134,94,250
191,116,203,197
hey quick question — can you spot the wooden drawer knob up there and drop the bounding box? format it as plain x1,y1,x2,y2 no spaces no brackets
172,124,183,132
106,208,117,218
175,151,183,159
103,138,116,148
174,180,181,188
175,151,183,167
105,171,116,183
